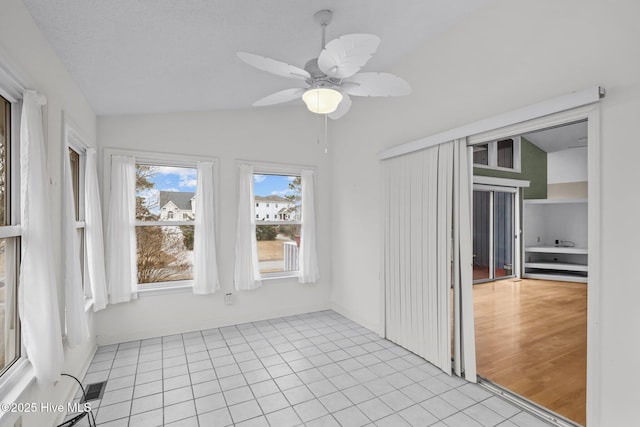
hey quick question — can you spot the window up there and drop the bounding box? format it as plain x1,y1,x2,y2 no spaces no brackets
473,137,521,171
68,147,87,294
0,94,20,376
253,173,301,277
473,144,489,165
135,163,197,286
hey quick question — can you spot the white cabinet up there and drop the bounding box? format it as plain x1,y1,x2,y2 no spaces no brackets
523,199,588,283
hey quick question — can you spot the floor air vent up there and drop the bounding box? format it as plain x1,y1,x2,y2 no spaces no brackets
82,381,107,402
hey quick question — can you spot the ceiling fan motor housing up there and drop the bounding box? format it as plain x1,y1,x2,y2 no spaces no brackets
304,58,342,88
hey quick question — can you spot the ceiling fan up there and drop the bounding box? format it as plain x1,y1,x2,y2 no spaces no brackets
237,9,411,120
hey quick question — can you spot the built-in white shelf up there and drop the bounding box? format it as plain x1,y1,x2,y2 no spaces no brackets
524,198,587,205
523,198,588,283
524,261,588,272
523,272,588,283
525,246,588,255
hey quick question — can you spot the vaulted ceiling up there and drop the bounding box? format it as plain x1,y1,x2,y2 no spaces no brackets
23,0,489,115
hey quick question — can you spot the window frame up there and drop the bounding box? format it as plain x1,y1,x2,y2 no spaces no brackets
0,77,28,399
473,136,522,172
63,118,91,303
104,148,219,294
246,161,310,280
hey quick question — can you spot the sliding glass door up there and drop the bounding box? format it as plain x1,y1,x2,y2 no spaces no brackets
473,188,515,283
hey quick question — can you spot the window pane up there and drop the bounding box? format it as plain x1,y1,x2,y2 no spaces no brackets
69,148,80,221
135,164,197,221
136,225,194,284
497,138,514,169
0,96,9,226
253,174,301,222
0,238,20,374
256,224,301,274
473,144,489,166
253,173,302,275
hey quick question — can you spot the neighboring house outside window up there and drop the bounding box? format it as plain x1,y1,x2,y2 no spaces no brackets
253,173,301,277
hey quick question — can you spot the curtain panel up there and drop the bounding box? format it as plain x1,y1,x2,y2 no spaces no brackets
299,170,320,283
105,155,138,303
234,164,262,290
84,148,108,311
193,161,220,294
18,90,64,384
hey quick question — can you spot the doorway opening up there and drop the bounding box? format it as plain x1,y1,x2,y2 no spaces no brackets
472,119,588,426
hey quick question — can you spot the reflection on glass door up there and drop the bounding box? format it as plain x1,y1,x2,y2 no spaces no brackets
473,189,515,283
473,191,491,281
494,191,513,279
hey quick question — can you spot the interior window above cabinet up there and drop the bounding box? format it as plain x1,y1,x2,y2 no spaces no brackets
473,136,521,172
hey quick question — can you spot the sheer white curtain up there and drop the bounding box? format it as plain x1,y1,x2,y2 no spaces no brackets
84,148,108,311
106,155,138,303
19,90,63,384
382,139,476,381
299,170,319,283
193,161,220,294
62,142,90,346
234,164,262,290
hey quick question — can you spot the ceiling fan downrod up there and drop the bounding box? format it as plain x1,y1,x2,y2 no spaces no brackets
314,9,333,50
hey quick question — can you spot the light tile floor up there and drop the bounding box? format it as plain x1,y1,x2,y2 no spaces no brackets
67,310,554,426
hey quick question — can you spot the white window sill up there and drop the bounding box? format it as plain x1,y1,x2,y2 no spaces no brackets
0,359,35,422
473,164,522,173
260,272,300,281
137,281,194,298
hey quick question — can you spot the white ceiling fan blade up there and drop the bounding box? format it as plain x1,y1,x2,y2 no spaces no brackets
253,88,305,107
237,52,310,81
317,34,380,79
344,72,411,97
328,94,352,120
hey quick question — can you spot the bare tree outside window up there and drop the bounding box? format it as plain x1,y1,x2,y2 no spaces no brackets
135,164,196,284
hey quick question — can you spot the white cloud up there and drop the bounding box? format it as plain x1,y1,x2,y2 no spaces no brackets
287,176,297,181
271,189,294,197
179,178,197,188
254,174,266,183
153,166,197,189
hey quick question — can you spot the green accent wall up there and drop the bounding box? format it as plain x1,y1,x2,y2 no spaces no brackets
473,137,547,199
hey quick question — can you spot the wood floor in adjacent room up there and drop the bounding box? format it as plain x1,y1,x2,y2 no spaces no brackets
473,279,587,426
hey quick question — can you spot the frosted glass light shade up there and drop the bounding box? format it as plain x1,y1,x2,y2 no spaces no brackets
302,88,343,114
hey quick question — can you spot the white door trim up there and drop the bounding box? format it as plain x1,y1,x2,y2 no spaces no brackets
468,104,601,426
377,86,603,160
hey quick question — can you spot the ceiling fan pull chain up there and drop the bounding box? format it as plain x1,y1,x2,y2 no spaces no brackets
324,114,329,154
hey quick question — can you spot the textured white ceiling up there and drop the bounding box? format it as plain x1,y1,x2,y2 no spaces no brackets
23,0,489,115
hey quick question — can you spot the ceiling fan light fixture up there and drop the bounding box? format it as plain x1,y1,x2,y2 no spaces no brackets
302,87,343,114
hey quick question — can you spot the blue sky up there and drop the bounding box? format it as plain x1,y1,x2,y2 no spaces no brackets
254,174,297,197
149,166,197,192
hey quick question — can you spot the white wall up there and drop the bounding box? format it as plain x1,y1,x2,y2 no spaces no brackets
329,0,640,425
548,147,588,184
96,107,333,344
0,1,98,426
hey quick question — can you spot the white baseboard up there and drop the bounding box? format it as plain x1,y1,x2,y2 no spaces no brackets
96,302,332,346
330,301,383,336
